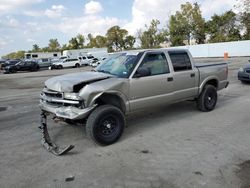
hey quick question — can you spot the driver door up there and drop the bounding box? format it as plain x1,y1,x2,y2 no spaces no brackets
129,52,173,111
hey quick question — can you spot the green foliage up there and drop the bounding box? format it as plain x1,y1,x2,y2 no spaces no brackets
138,19,168,48
206,11,241,43
87,34,107,48
106,26,135,52
48,39,61,51
94,35,107,48
3,51,25,59
77,34,85,49
237,0,250,39
86,33,97,48
68,37,79,49
32,44,40,52
169,2,205,46
67,34,85,49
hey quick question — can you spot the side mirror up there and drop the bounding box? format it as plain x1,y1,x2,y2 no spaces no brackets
134,67,151,78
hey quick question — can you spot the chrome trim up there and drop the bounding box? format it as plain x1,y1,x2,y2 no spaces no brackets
40,94,79,105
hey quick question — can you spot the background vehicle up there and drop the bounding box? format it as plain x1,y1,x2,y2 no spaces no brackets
90,57,106,67
39,49,229,155
37,58,52,68
238,60,250,83
5,60,39,73
0,59,6,69
25,52,61,59
62,48,108,60
1,59,22,70
50,58,81,69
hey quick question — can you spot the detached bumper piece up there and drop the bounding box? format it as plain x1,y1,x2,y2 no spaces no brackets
39,112,74,156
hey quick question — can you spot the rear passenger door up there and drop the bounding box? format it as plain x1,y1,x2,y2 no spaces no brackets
168,51,197,100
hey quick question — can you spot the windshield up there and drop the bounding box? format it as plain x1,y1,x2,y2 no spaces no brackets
96,52,141,78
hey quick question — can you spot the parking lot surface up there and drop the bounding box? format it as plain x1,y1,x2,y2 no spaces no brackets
0,58,250,188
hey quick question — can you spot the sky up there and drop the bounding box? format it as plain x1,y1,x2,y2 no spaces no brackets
0,0,238,57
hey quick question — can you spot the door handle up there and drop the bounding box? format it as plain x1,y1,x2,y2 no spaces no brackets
190,73,195,77
167,77,173,82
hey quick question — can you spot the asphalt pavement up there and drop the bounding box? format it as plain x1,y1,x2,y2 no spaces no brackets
0,58,250,188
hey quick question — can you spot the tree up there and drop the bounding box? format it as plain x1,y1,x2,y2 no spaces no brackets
124,35,136,49
68,34,85,49
32,44,40,52
95,35,107,48
87,33,97,48
77,34,85,48
236,0,250,39
206,11,241,43
86,34,107,48
3,51,25,59
106,26,135,52
68,37,79,49
138,19,168,48
169,2,205,46
48,39,60,51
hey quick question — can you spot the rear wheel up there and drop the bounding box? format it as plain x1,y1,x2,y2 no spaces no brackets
75,63,80,68
58,65,63,69
197,85,217,112
86,105,125,145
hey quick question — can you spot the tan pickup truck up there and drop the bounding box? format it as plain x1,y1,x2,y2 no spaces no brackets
39,49,229,155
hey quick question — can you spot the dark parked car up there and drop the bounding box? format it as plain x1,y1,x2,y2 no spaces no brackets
4,60,40,73
0,59,6,68
1,59,21,70
238,61,250,83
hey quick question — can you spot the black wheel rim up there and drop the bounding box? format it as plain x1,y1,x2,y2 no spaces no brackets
205,90,216,109
96,115,120,138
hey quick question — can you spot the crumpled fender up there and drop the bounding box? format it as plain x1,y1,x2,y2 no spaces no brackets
79,78,130,111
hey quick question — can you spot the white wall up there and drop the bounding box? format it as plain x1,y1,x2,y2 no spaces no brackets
169,40,250,58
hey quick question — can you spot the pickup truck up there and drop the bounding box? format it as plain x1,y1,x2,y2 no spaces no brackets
39,49,229,155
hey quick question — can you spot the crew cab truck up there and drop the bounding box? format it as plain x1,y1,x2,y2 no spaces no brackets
39,49,229,155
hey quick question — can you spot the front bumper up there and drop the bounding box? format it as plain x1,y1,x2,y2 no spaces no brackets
39,100,96,120
238,71,250,81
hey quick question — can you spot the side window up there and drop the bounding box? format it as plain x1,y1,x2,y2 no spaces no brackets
169,52,192,72
82,57,86,60
139,53,170,76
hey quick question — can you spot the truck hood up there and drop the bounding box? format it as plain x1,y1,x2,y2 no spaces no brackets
45,71,113,92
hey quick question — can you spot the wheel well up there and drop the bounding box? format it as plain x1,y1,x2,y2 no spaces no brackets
95,94,126,113
205,79,218,89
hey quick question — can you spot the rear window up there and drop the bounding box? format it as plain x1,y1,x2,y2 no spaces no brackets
169,52,192,72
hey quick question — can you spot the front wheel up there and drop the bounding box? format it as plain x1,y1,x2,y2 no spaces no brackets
86,105,125,145
75,63,80,68
197,85,217,112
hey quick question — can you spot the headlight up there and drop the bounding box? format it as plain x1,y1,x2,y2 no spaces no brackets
239,68,244,72
64,93,80,100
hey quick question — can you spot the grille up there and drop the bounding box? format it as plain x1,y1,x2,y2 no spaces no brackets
43,89,62,99
41,88,81,108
